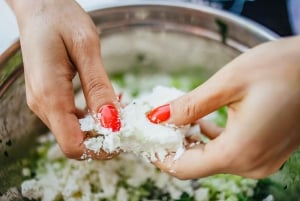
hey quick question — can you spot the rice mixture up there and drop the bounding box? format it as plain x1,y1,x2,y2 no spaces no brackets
21,73,264,201
80,85,189,162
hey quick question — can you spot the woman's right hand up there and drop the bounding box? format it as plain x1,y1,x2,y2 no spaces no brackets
7,0,120,160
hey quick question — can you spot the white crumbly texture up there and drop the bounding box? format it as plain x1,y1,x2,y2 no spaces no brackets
21,74,261,201
21,144,196,201
80,86,189,161
262,195,275,201
21,140,258,201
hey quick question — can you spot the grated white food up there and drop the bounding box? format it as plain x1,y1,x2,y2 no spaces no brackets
80,86,190,161
21,73,261,201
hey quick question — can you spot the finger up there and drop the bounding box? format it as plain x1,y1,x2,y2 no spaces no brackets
157,119,224,178
21,26,86,159
61,13,117,113
43,76,119,160
154,136,229,179
48,110,119,160
22,26,116,159
49,117,119,160
197,119,224,139
169,67,248,125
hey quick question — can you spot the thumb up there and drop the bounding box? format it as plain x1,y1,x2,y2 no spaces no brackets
148,66,245,125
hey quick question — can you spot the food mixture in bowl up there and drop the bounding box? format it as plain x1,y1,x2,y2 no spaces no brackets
80,85,189,162
20,71,275,201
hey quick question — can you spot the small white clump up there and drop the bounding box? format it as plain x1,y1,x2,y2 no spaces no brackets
80,86,190,161
20,73,263,201
262,195,275,201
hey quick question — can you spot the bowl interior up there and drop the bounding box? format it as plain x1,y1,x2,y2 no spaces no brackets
2,2,293,200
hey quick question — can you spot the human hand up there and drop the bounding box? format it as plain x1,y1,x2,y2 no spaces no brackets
148,36,300,179
7,0,120,159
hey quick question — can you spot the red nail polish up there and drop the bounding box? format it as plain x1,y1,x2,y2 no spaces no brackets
98,104,121,132
147,104,170,124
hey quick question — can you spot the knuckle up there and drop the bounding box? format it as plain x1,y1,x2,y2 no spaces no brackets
85,78,111,106
87,78,110,95
184,97,197,117
176,95,199,122
26,93,38,112
26,88,46,113
26,85,50,108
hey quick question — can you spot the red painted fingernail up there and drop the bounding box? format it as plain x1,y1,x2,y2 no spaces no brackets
147,104,170,124
98,104,121,132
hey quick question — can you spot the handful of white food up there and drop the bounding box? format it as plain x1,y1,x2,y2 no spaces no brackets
80,86,193,161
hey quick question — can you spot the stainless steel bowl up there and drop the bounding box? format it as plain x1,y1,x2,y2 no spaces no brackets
2,1,297,200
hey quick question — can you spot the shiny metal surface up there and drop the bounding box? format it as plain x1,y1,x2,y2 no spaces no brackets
0,1,285,200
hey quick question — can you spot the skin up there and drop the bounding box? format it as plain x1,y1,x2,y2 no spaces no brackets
6,0,300,179
7,0,117,159
154,36,300,179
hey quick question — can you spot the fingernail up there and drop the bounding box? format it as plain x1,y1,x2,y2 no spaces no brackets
147,104,170,124
98,104,121,132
